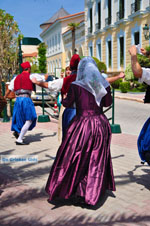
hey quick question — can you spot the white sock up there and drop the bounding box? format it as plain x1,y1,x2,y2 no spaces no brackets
17,120,32,143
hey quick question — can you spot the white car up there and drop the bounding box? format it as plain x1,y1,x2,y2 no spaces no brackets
31,75,58,105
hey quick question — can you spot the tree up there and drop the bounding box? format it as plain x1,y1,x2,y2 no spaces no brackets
38,42,47,73
0,9,20,82
68,22,80,55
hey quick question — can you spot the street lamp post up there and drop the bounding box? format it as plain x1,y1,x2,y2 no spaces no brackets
18,38,23,73
143,24,150,40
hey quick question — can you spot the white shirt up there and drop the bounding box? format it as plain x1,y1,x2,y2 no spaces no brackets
139,68,150,85
101,72,108,79
48,78,63,92
8,73,46,91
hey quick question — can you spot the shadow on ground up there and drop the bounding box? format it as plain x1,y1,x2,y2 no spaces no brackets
0,212,150,226
25,132,57,143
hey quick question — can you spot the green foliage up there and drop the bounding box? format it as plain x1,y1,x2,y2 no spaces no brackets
92,57,100,65
119,81,130,93
137,54,150,68
97,61,107,73
31,64,40,73
137,45,150,68
68,22,80,29
38,42,47,73
111,79,122,89
0,9,21,82
124,64,136,81
132,81,147,92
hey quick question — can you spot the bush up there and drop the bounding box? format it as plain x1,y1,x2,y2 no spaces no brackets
111,79,122,89
125,64,136,81
119,81,130,93
97,61,107,73
132,81,147,92
137,54,150,68
137,45,150,68
92,57,100,65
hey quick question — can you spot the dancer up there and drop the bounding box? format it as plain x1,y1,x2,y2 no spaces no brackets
57,66,71,143
4,61,46,145
129,45,150,165
32,54,81,139
45,57,115,206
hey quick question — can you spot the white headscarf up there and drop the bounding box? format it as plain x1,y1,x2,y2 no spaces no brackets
72,57,110,106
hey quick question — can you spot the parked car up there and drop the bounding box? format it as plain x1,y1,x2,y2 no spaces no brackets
31,75,58,105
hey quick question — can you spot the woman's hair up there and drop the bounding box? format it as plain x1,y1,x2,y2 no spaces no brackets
65,66,70,71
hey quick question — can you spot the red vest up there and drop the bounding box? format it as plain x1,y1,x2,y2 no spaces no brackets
14,71,33,91
61,72,77,95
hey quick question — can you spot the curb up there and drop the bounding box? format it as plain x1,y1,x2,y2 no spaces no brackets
115,95,144,103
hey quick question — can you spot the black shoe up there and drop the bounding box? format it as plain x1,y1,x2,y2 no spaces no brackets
16,141,29,145
13,131,19,139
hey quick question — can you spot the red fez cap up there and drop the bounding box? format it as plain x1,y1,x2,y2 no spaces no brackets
70,54,80,70
21,61,31,70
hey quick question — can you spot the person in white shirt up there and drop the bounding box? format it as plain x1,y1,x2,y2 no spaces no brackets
4,62,48,145
129,45,150,85
129,45,150,166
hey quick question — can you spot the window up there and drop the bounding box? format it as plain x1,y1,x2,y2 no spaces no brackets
120,37,124,66
90,46,93,57
119,0,124,19
90,8,93,33
49,39,51,53
97,43,101,60
134,31,139,45
108,40,112,68
135,0,141,11
108,0,111,24
98,2,101,29
55,35,57,50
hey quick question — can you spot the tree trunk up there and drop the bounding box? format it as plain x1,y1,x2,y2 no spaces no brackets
72,29,75,55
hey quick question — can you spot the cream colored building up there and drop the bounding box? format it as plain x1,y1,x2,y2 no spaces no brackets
63,20,85,66
85,0,150,73
40,7,84,77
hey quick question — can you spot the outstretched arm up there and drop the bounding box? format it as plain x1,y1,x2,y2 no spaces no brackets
106,72,125,84
31,77,48,88
129,45,142,78
32,77,63,92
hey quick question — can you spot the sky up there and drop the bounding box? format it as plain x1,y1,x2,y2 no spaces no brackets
0,0,84,41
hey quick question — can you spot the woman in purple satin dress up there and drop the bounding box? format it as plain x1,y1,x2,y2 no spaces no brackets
45,57,115,206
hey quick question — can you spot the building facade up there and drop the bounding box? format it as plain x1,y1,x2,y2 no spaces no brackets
85,0,150,73
40,7,84,77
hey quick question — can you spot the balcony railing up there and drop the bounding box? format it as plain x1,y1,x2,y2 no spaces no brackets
105,17,111,27
95,22,101,31
88,27,92,34
131,0,141,14
116,10,124,21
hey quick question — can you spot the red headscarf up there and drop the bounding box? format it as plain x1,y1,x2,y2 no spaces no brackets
61,54,80,95
21,61,31,70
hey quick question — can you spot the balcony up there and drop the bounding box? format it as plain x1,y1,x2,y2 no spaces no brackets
95,22,101,31
88,27,92,34
131,0,141,14
105,17,111,27
116,10,124,21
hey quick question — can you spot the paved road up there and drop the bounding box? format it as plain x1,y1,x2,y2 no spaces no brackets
0,100,150,226
106,98,150,136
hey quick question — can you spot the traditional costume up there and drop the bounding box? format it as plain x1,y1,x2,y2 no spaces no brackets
137,67,150,165
61,54,80,137
8,62,46,144
45,57,115,206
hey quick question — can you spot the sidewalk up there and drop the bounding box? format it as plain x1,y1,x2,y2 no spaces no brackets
115,91,145,103
0,105,150,226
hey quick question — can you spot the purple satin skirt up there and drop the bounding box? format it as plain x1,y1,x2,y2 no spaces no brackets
45,110,115,206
